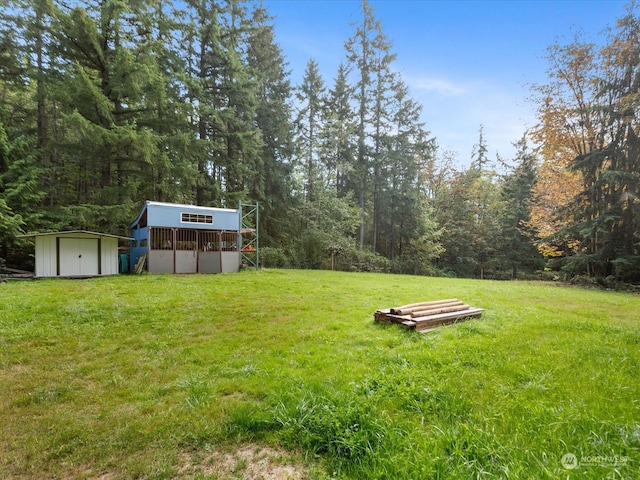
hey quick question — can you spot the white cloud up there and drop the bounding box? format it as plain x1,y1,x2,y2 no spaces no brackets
404,74,468,97
403,72,536,163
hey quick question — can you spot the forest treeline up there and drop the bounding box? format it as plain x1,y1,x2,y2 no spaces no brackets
1,0,639,283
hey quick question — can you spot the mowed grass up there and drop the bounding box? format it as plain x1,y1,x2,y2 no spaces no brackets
1,270,639,479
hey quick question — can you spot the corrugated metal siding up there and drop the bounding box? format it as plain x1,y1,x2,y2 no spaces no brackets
59,237,99,276
35,235,57,277
34,232,121,277
101,237,119,275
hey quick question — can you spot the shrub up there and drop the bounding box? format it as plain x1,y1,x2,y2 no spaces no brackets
334,248,391,273
260,247,290,268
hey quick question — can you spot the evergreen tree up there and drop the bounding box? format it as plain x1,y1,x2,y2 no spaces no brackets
138,0,195,203
320,63,355,197
532,2,640,281
570,4,640,280
379,77,435,263
344,0,379,250
368,31,397,254
181,0,262,207
294,59,326,206
435,130,502,279
49,0,164,217
245,4,294,245
216,0,263,206
181,0,224,204
0,119,45,267
497,136,543,278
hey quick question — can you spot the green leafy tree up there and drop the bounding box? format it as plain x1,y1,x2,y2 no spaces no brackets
532,2,640,281
435,129,502,278
295,188,361,270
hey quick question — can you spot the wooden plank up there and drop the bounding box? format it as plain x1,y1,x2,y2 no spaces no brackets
414,309,484,331
134,253,147,274
399,320,416,329
410,304,469,318
386,314,413,324
1,267,34,275
416,315,480,333
415,315,477,331
413,308,483,324
391,298,459,315
374,310,393,324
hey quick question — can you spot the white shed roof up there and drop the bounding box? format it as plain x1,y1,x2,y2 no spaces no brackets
18,230,134,240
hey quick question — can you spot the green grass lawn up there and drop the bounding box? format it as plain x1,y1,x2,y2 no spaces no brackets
1,270,639,479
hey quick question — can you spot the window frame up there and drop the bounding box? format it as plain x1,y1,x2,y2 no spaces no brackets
180,212,213,225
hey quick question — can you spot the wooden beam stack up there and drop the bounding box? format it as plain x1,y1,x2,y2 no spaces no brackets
374,298,483,332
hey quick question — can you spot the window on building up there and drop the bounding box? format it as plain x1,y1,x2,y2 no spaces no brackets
181,212,213,224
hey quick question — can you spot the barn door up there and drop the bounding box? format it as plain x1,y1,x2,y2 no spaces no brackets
59,238,99,276
175,229,198,273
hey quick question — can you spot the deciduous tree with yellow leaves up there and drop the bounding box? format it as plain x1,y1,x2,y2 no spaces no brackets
530,2,640,281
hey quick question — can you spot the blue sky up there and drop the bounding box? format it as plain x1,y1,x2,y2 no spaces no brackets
265,0,630,166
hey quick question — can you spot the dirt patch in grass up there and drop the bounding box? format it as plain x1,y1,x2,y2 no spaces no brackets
178,443,310,479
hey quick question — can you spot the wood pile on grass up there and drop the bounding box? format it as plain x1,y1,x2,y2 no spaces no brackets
374,298,483,333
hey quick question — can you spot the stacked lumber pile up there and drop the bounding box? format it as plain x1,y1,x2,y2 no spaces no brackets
0,267,34,281
374,298,483,333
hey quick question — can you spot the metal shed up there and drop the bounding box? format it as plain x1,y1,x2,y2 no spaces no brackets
129,201,242,274
19,231,132,278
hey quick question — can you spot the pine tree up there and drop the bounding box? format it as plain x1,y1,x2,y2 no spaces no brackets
376,76,433,262
435,129,502,279
0,118,46,267
344,0,379,250
498,136,543,278
245,3,294,244
50,0,164,213
573,4,640,280
294,59,326,206
321,63,355,197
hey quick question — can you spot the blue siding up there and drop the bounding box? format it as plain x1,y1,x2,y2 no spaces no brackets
129,226,148,272
149,204,239,230
131,201,240,231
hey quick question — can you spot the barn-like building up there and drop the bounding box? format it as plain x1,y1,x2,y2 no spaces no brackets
129,201,242,274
